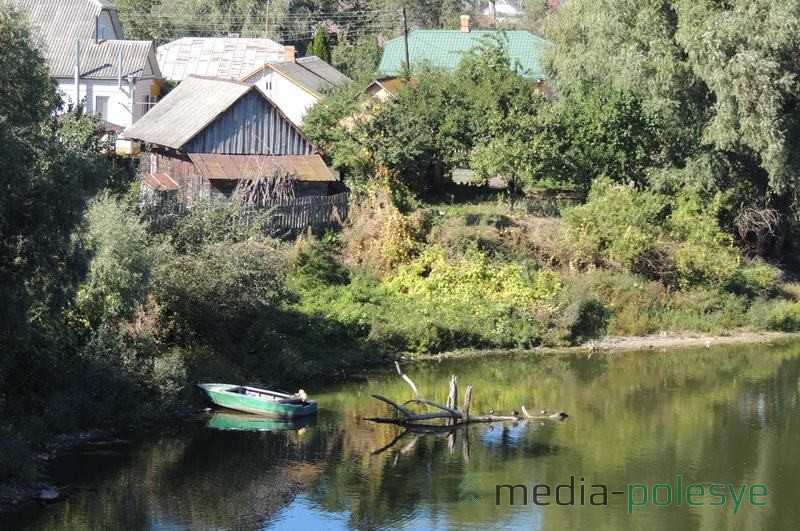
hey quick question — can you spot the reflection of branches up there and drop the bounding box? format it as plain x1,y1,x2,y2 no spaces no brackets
372,424,476,461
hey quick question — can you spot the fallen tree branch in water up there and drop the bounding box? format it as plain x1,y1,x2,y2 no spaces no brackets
365,364,569,427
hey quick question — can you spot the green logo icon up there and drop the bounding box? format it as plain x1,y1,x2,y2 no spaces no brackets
459,475,483,507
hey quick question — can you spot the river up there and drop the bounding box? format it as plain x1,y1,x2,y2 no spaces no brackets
3,341,800,530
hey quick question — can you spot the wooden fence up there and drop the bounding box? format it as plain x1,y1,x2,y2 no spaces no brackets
264,192,349,229
140,192,350,233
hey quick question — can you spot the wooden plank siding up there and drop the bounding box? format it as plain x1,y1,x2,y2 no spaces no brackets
183,90,314,155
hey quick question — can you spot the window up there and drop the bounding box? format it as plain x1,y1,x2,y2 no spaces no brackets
95,96,109,119
141,95,158,114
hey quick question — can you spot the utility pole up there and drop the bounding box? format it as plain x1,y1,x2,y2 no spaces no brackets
265,1,270,38
402,6,410,76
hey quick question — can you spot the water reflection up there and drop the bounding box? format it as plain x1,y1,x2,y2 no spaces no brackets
3,341,800,530
205,411,318,432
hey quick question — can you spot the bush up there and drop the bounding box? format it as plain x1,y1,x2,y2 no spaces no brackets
556,295,610,344
0,433,36,483
749,300,800,332
154,238,288,342
729,260,782,297
563,178,667,270
76,193,160,324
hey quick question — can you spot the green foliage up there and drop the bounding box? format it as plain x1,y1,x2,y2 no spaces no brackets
167,201,274,254
563,179,785,293
331,32,381,82
564,179,668,271
546,0,800,249
306,26,333,63
527,86,661,191
76,194,160,325
302,83,366,178
155,238,287,342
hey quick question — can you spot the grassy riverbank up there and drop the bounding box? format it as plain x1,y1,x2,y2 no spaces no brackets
7,188,800,497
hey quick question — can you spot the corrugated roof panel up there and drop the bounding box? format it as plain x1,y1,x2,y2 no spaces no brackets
266,57,351,98
13,0,156,79
124,76,252,149
142,172,178,191
377,30,550,81
157,38,285,81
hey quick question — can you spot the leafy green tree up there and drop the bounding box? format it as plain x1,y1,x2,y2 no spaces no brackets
525,85,660,191
546,0,800,254
380,0,462,28
306,26,333,63
0,5,108,462
331,32,381,81
76,194,161,326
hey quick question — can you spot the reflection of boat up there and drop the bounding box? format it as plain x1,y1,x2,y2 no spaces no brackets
206,411,318,432
197,383,318,418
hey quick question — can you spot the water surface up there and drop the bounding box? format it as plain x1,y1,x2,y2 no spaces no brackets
4,342,800,530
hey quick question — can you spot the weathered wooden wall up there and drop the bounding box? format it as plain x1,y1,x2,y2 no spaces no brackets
183,91,314,155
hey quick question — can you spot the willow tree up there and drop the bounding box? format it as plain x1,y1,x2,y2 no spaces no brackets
546,0,800,255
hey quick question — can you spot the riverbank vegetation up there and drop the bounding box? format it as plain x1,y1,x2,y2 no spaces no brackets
3,0,800,490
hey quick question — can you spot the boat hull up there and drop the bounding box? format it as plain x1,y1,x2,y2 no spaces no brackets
198,383,318,419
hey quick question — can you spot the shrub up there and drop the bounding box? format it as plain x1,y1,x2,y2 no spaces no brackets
667,189,740,289
729,259,782,297
76,193,160,324
563,178,667,270
154,238,288,343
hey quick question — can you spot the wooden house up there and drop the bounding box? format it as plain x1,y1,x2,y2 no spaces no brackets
124,75,340,204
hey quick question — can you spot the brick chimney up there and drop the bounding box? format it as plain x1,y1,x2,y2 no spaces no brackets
283,45,296,62
460,14,470,33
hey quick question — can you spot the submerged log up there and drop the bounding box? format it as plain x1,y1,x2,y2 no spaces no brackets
365,363,569,426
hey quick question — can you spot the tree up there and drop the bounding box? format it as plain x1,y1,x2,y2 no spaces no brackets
546,0,800,255
0,5,108,452
331,32,382,81
306,26,333,63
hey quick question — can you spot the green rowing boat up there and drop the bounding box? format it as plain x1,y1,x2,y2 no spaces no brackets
197,383,318,418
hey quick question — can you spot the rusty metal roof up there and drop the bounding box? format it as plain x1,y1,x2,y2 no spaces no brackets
141,172,179,191
189,154,336,182
365,77,409,97
157,38,285,81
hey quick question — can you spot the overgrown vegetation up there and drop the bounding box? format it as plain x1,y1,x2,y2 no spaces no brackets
4,0,800,494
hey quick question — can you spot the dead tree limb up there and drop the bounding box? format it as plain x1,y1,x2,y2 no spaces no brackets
367,364,569,427
395,361,421,399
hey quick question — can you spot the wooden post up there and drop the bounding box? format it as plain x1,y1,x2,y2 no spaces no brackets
402,6,410,74
446,375,458,425
462,385,473,424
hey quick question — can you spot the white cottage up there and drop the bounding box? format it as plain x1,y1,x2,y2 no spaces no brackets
241,55,351,127
13,0,161,152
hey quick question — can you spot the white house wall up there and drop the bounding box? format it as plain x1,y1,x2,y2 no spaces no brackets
56,77,157,127
248,70,320,126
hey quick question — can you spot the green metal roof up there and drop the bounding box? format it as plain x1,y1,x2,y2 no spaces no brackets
377,30,550,81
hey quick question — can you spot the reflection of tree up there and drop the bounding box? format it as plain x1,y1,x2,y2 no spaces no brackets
309,343,800,530
15,343,800,530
